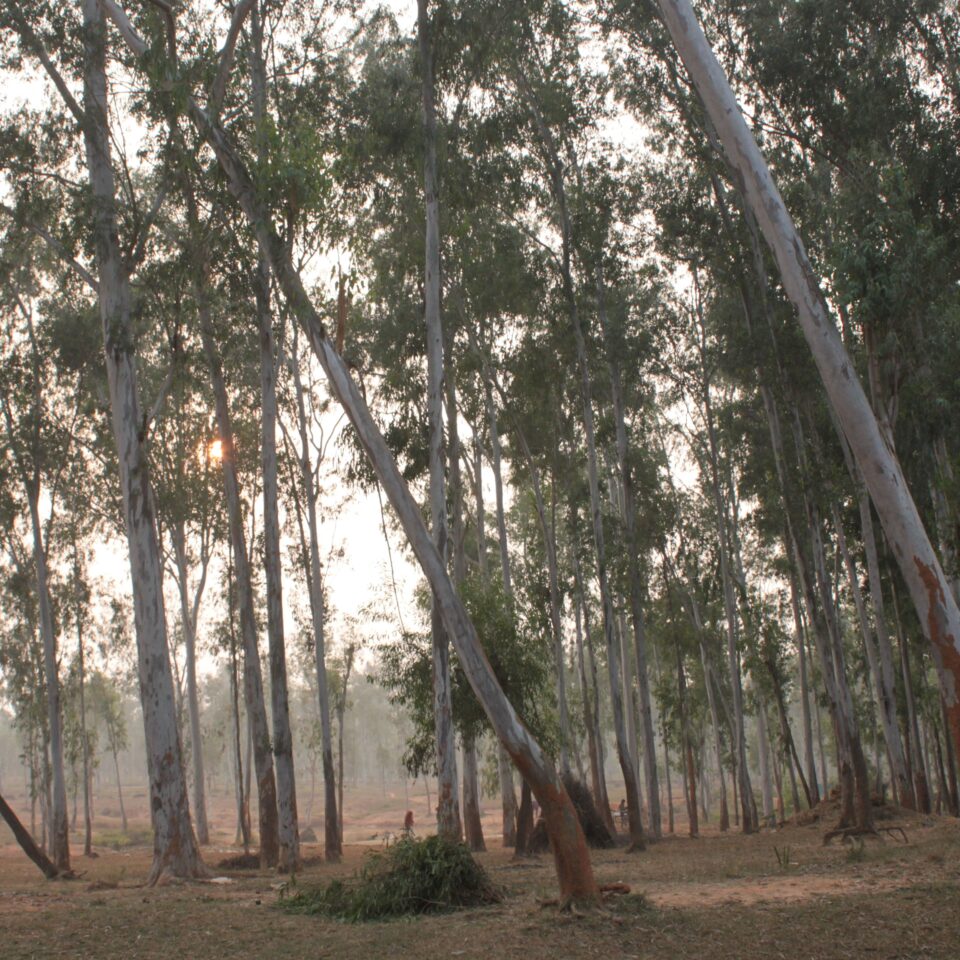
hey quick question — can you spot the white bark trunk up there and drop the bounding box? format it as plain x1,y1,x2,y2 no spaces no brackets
657,0,960,759
171,526,209,845
199,317,279,867
250,2,299,872
79,0,201,884
417,0,461,842
289,335,341,861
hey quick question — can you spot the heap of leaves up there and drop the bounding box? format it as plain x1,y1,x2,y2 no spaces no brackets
280,836,503,922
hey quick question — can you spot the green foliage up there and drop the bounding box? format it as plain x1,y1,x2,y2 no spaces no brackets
378,573,556,776
280,835,502,921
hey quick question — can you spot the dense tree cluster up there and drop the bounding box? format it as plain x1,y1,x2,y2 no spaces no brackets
0,0,958,904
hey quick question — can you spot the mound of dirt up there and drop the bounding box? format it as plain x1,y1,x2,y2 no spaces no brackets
300,826,318,843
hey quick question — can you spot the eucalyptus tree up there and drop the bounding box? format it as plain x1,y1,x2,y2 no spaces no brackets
4,2,204,881
246,0,300,871
101,0,599,903
640,0,960,764
496,13,644,848
0,275,77,869
416,0,463,842
279,321,342,860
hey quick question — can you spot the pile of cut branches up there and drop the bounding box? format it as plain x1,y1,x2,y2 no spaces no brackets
280,836,502,922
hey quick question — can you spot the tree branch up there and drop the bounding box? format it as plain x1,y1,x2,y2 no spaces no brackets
211,0,256,116
7,9,85,128
0,203,99,292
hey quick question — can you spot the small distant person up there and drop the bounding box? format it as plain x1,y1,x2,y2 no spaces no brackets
618,798,627,826
402,809,415,837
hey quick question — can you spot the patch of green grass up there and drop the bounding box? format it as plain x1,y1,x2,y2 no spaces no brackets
609,893,654,917
280,836,503,922
92,827,153,850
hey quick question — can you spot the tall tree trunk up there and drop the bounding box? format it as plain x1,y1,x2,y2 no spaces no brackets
417,0,461,843
289,333,340,861
228,591,250,852
574,584,605,832
596,268,661,837
514,64,641,845
698,353,755,833
756,701,774,823
657,0,960,761
565,256,643,850
462,737,485,852
892,581,932,812
25,498,69,871
790,574,821,804
472,407,518,848
171,526,209,845
444,338,485,851
833,504,912,809
249,1,299,873
79,0,201,883
199,319,279,868
74,574,93,857
857,493,914,807
674,626,698,837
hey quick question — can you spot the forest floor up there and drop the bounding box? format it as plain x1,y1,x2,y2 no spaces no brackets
2,785,958,959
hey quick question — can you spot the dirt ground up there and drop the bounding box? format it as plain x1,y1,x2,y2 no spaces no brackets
2,786,958,960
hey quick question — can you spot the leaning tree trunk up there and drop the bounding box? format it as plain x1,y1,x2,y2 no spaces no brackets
0,790,59,879
79,0,201,884
657,0,960,761
418,0,461,843
250,3,299,872
102,0,599,902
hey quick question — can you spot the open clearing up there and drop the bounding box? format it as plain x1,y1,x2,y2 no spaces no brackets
3,798,958,960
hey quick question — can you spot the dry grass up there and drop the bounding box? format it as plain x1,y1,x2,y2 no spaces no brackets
1,799,958,960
